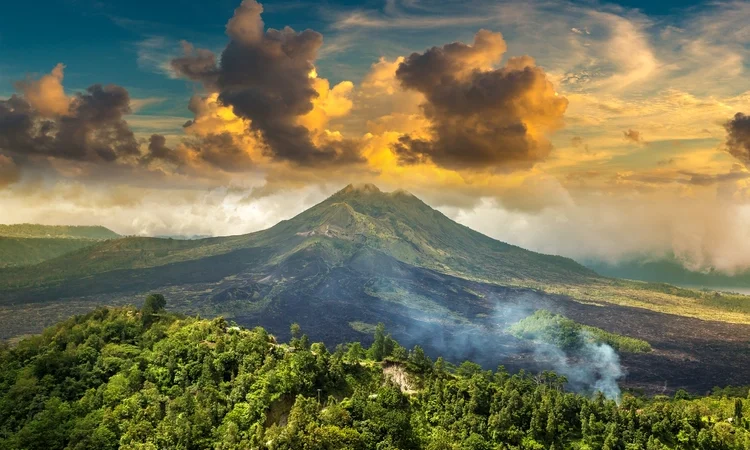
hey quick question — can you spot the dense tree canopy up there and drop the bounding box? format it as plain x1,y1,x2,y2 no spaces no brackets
1,299,749,449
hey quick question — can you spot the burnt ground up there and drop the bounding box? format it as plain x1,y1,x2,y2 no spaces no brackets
1,247,750,395
227,256,750,395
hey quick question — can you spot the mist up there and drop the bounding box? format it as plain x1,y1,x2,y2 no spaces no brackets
358,277,626,401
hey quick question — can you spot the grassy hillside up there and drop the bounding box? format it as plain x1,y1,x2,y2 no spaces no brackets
1,304,750,449
0,237,98,268
0,225,120,268
0,224,119,239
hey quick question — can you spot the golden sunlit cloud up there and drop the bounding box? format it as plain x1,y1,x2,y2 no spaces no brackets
15,63,71,117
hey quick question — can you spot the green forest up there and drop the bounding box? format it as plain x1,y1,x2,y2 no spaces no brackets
1,296,749,450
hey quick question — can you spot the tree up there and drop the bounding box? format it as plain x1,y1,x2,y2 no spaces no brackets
345,342,365,364
141,294,166,325
734,398,743,424
408,345,432,373
392,344,408,361
368,323,387,361
290,323,301,340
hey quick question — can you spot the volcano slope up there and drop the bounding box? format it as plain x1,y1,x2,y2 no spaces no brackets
1,184,749,394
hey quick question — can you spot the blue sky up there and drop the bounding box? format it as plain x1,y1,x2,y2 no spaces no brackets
0,0,718,108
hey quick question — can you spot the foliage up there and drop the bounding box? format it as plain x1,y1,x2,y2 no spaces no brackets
509,310,653,353
2,301,750,449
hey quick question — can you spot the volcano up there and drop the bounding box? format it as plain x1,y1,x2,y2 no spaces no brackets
2,184,750,393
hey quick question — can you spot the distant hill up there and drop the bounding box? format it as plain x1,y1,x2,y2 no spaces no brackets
586,257,750,292
0,224,120,240
0,237,100,268
0,224,120,268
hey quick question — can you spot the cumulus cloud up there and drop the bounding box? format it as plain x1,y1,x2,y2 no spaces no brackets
391,30,568,171
0,81,141,163
170,0,363,167
15,63,71,117
0,66,254,180
725,112,750,166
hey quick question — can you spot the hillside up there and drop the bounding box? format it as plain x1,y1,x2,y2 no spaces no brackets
0,224,119,240
2,304,750,450
0,237,99,268
0,225,120,268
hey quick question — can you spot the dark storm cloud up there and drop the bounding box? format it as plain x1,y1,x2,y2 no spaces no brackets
0,84,140,163
725,112,750,166
391,30,568,171
169,0,363,167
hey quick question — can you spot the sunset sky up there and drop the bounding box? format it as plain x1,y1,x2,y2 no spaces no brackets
1,0,750,273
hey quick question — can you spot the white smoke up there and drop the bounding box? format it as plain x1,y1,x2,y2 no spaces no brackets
531,335,623,401
497,302,625,401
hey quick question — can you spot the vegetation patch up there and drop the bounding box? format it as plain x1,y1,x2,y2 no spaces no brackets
348,321,377,334
509,309,653,353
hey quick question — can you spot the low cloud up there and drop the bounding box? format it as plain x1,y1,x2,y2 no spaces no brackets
170,41,218,86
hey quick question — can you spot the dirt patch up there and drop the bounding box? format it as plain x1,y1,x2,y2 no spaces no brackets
383,361,418,394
